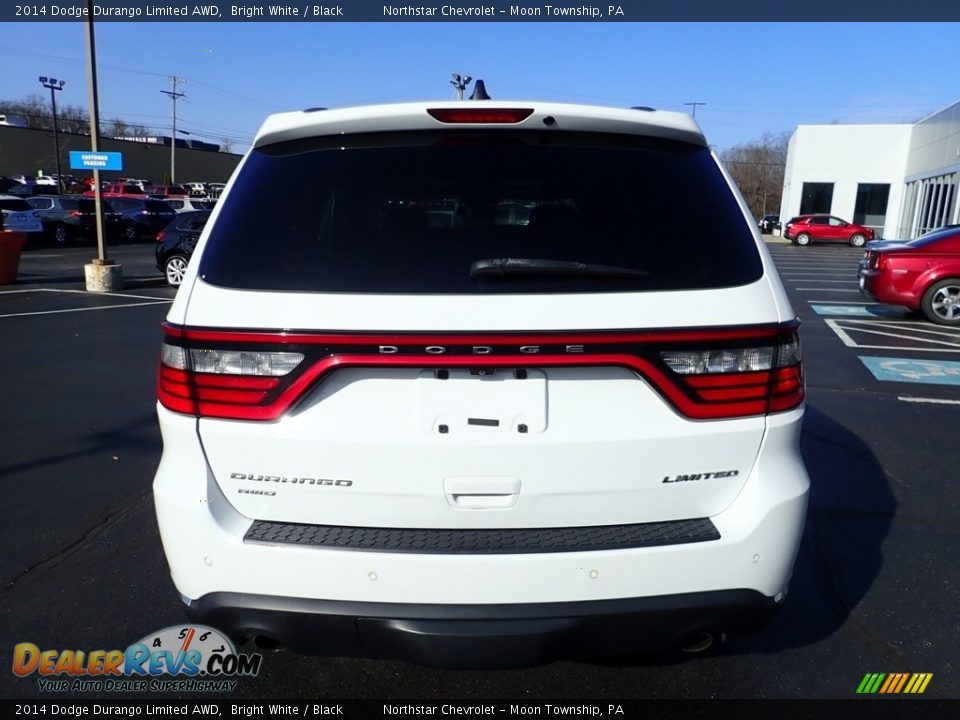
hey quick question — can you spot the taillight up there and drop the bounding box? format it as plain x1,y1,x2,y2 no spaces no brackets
427,108,534,124
70,211,82,217
659,325,803,417
156,230,165,243
157,333,304,419
877,253,888,270
158,322,804,422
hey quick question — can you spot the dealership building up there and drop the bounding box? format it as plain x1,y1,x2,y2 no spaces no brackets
780,98,960,239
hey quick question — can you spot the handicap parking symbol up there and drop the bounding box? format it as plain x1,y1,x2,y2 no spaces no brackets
860,356,960,385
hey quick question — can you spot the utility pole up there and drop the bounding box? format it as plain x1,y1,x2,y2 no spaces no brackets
684,101,706,119
161,77,186,184
38,76,65,192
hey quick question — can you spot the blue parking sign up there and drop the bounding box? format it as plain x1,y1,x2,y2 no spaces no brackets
69,151,123,171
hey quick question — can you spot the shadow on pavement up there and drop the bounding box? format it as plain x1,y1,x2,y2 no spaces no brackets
736,403,896,654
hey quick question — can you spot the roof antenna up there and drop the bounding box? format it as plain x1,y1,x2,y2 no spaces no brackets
450,73,472,100
470,80,491,100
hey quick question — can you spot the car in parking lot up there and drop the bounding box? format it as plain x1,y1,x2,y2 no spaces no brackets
0,194,44,238
784,214,875,247
87,182,146,198
859,225,960,325
26,195,121,244
153,99,809,667
163,197,217,213
856,225,960,276
758,214,780,234
155,209,210,285
147,184,189,198
183,182,210,196
108,197,176,241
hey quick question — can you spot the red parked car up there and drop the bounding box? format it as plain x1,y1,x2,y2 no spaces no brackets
859,226,960,325
784,214,875,247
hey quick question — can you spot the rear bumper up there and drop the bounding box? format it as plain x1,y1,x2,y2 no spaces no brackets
154,405,808,664
860,271,920,309
185,589,780,667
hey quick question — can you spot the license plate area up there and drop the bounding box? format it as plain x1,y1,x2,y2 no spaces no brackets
416,368,547,435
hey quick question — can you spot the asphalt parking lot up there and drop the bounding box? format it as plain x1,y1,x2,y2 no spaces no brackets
0,239,957,701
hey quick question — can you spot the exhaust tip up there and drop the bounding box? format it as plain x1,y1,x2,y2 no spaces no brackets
680,630,716,654
252,635,283,651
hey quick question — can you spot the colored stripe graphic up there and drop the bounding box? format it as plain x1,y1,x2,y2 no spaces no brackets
858,673,932,694
857,673,885,694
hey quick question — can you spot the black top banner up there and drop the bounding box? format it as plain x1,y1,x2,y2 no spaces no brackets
3,0,960,22
0,699,957,719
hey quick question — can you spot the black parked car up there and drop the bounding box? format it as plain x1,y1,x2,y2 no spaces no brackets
758,214,781,234
26,195,120,244
155,210,210,286
108,197,177,241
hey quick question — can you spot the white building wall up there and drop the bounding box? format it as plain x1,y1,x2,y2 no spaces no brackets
780,124,912,238
899,101,960,236
905,101,960,178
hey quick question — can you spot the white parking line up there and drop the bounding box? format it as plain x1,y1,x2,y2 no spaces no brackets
0,300,172,319
823,318,960,352
898,396,960,405
0,288,170,301
796,288,861,292
789,280,858,284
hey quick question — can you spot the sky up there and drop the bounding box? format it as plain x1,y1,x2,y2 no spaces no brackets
2,22,959,154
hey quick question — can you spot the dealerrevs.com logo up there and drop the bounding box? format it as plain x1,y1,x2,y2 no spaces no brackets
12,625,262,693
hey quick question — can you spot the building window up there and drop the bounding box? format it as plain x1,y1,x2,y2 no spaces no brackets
800,182,834,215
905,173,959,238
854,184,890,236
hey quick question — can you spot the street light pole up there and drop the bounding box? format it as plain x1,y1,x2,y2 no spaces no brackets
38,76,65,192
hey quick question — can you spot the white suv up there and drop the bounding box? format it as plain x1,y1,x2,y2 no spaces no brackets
153,100,809,667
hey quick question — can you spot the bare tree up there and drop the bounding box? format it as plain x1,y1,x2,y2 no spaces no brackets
719,132,790,219
0,94,53,129
57,103,90,135
220,137,234,153
106,117,129,138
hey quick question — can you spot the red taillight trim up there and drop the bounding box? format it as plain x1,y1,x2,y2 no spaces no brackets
158,322,803,422
427,108,534,124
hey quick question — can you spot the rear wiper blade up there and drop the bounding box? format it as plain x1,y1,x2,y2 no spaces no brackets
470,258,649,279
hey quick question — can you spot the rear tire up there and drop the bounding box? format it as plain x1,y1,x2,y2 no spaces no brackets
921,279,960,325
124,223,138,242
850,233,867,247
164,255,189,287
795,233,811,246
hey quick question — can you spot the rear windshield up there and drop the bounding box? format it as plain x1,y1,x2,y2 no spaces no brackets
909,228,960,249
199,131,762,294
176,211,210,229
145,200,175,213
0,198,31,211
